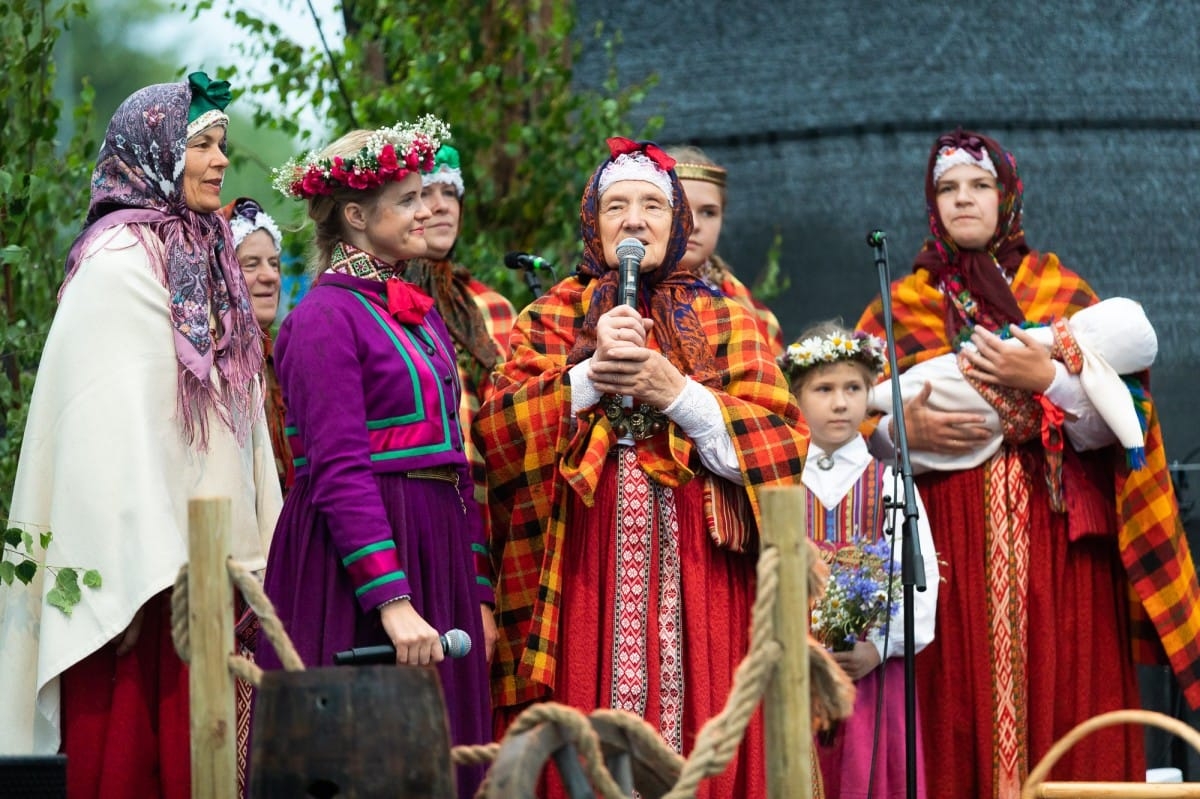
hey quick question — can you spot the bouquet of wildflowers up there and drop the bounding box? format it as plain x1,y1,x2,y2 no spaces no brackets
811,537,901,652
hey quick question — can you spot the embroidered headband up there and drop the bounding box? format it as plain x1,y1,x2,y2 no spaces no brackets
778,330,886,380
421,143,464,197
224,197,282,252
598,137,676,206
273,114,450,200
932,145,998,185
186,71,231,139
673,161,727,187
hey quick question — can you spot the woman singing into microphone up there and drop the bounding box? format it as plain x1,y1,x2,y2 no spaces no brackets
478,137,809,799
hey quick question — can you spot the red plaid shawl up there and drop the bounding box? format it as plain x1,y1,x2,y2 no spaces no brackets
858,251,1200,708
478,276,808,708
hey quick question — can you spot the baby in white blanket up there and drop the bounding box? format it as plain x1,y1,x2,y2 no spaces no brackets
869,297,1157,472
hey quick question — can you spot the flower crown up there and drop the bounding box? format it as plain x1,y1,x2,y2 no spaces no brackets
273,115,451,200
778,330,886,379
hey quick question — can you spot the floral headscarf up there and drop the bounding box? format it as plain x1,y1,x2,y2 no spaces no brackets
912,128,1030,334
63,75,262,448
568,138,720,386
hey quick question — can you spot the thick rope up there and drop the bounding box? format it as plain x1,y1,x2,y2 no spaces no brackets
170,566,190,663
169,559,305,678
663,545,782,798
170,545,794,797
477,702,632,799
227,558,306,672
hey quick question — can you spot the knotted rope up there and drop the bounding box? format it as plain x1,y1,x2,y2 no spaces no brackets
168,543,842,797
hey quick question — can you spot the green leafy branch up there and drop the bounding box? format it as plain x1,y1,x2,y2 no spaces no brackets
2,527,102,616
752,227,790,302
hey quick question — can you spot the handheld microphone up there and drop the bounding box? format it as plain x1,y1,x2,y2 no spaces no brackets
332,628,472,666
865,229,887,248
503,251,554,272
615,237,645,308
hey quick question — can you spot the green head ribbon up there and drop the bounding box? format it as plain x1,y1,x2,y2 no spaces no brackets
186,71,232,138
423,143,464,196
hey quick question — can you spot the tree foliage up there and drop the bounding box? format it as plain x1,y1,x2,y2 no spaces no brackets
200,0,661,306
0,0,97,518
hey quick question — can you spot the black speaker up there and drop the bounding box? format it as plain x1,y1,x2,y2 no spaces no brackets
0,755,67,798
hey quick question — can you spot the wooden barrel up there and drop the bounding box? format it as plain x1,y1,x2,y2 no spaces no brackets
249,665,455,798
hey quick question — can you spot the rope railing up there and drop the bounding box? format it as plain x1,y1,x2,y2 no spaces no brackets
168,543,801,798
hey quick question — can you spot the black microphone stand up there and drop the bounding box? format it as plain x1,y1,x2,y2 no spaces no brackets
867,230,927,799
521,266,543,297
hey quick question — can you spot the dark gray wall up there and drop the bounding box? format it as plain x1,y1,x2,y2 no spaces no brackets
575,0,1200,470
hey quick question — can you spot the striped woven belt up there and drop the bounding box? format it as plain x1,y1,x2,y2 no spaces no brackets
404,466,459,486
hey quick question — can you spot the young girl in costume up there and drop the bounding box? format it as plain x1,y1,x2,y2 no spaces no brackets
779,320,939,799
665,144,785,354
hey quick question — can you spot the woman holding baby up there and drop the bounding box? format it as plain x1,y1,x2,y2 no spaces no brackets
856,128,1200,799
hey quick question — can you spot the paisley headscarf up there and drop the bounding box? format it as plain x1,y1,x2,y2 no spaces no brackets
568,138,720,387
62,74,262,448
912,128,1029,335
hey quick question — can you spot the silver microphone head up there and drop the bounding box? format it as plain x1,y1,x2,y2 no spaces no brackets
440,628,472,659
616,238,645,307
615,237,646,261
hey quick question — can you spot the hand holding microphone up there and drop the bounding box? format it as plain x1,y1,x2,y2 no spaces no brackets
372,598,458,665
334,628,472,666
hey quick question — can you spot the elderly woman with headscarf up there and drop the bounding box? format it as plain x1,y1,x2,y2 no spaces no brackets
222,196,292,493
856,128,1200,798
478,137,809,798
0,73,281,798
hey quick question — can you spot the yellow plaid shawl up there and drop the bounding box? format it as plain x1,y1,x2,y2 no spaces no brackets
858,251,1200,707
478,276,807,708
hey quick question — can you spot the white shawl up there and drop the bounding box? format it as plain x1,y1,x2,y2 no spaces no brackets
0,226,281,754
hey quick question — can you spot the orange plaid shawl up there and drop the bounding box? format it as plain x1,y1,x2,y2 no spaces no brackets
858,251,1200,707
478,276,808,708
708,254,785,356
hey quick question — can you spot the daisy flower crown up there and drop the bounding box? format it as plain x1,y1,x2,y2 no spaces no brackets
778,330,886,379
273,115,451,200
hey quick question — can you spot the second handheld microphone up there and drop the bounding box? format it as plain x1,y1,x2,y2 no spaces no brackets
332,628,472,666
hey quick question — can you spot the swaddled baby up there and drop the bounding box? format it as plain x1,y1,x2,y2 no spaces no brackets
869,297,1157,472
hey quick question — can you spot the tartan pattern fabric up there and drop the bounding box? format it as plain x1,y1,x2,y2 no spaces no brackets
459,277,515,511
479,275,808,708
708,254,785,356
858,250,1200,708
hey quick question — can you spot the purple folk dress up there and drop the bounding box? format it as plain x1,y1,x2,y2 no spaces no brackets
257,269,492,797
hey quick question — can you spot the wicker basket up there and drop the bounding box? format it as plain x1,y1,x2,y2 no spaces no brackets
1022,709,1200,798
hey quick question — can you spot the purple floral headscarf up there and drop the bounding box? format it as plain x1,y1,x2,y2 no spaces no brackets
63,78,262,448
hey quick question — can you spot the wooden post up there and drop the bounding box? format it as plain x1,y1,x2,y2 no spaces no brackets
187,497,237,799
759,486,812,799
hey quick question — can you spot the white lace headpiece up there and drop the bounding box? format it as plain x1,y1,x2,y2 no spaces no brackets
597,152,674,206
933,146,998,184
229,205,282,252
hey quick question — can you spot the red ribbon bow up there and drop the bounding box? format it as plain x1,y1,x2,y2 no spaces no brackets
605,137,676,172
936,128,988,161
386,277,434,326
1036,393,1065,453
